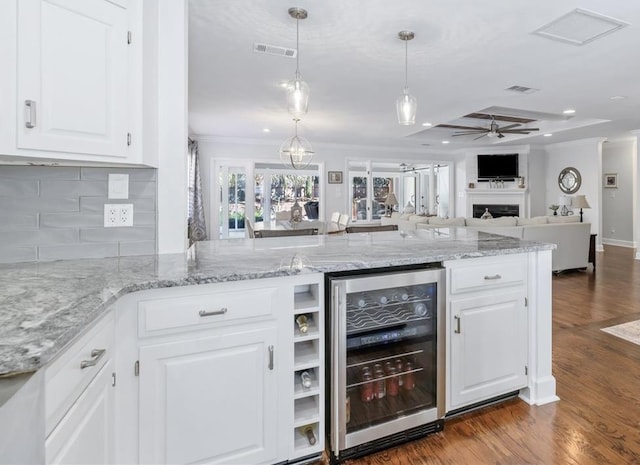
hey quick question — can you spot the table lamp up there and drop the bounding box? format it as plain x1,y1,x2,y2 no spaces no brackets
572,195,590,222
384,192,398,217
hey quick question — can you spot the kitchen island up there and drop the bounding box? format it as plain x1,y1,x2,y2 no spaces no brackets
0,228,557,465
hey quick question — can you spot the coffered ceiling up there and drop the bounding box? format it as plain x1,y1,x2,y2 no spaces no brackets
188,1,640,152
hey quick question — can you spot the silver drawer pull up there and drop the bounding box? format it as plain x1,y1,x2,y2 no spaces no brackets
199,308,228,317
25,100,36,128
454,315,461,334
484,274,502,280
80,349,106,369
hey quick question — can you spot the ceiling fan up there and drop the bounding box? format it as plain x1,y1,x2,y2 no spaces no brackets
447,116,540,140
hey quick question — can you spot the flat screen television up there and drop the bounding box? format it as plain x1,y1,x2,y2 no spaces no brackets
477,154,519,179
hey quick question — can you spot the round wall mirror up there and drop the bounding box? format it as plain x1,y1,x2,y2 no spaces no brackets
558,167,581,194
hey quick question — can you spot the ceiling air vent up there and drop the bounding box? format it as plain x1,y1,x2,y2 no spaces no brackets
505,85,539,95
533,8,629,46
253,42,296,58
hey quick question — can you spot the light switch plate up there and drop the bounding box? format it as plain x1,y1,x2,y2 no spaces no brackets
108,173,129,199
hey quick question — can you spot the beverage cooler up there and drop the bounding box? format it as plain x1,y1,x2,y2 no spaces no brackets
326,267,445,463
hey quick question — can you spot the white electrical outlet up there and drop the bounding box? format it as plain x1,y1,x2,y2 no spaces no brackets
104,204,134,227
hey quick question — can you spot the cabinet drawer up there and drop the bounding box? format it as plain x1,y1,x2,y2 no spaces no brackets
449,256,526,294
45,311,114,436
138,286,278,337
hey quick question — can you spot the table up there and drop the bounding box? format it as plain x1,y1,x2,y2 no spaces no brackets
254,220,325,233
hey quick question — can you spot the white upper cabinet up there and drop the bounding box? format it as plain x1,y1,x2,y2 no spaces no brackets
0,0,150,165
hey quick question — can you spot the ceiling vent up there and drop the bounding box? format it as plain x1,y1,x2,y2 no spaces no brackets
533,8,629,46
253,42,296,58
505,85,539,94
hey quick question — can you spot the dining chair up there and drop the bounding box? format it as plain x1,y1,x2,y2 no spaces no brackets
338,213,350,229
329,211,341,224
245,219,255,238
254,228,319,238
345,224,399,233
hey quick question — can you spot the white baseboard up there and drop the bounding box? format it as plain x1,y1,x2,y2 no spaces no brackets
602,238,636,248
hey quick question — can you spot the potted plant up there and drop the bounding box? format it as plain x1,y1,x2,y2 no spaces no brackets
549,204,559,216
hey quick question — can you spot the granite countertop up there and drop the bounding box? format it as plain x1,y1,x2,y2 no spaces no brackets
0,228,553,377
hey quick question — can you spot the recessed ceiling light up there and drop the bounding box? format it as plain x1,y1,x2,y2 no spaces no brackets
441,140,450,144
263,128,271,133
610,95,627,100
563,109,576,115
422,122,433,127
544,133,553,137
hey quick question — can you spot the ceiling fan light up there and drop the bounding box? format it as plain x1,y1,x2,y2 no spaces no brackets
286,76,310,118
397,89,417,125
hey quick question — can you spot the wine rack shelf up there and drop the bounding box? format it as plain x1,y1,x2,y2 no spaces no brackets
291,278,323,459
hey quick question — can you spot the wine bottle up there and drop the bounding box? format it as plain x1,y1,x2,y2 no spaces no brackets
301,425,317,445
413,302,428,317
390,287,409,302
296,314,309,334
300,370,312,389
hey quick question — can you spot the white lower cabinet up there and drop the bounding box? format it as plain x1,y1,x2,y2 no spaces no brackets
446,254,529,412
45,358,115,465
113,274,325,465
138,327,279,465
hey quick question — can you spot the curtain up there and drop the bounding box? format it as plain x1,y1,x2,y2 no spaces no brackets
187,139,207,244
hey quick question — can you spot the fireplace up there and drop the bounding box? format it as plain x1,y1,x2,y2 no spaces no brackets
473,204,519,218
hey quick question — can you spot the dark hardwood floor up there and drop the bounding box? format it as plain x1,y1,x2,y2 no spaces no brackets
341,246,640,465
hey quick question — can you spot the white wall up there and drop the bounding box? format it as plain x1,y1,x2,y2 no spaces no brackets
196,137,463,234
544,138,605,248
602,140,635,247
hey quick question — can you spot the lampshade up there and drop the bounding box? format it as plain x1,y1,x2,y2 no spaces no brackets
572,195,591,209
396,31,416,126
286,8,309,119
280,119,314,169
385,192,399,206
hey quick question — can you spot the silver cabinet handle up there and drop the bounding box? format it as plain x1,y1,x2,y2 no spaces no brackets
24,100,36,128
80,348,106,369
268,345,274,370
484,274,502,280
199,307,227,317
454,315,461,334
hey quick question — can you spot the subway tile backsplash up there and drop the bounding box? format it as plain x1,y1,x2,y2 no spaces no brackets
0,166,157,263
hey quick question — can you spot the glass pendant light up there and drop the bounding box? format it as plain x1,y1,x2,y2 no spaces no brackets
286,7,309,119
280,119,314,169
396,31,417,125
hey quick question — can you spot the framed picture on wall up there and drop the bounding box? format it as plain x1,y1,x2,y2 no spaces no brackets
604,173,618,188
328,171,343,184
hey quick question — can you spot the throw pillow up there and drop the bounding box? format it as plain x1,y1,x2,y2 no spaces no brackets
466,217,518,227
428,217,466,226
517,216,549,226
548,215,580,223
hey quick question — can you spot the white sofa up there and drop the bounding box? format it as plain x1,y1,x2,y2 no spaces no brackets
381,213,592,272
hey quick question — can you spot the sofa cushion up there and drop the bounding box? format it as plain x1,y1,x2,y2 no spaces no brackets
400,213,413,220
428,217,466,226
548,215,580,223
466,217,518,227
517,216,548,226
408,215,430,224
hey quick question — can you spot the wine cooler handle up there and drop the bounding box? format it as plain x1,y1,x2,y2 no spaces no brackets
454,315,461,334
484,274,502,281
25,100,36,128
199,307,227,317
268,345,274,370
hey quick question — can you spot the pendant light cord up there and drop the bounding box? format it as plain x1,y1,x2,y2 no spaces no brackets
404,38,408,90
295,17,301,78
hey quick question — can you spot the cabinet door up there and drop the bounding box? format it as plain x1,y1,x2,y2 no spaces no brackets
139,327,279,465
449,289,528,410
17,0,128,157
45,359,114,465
